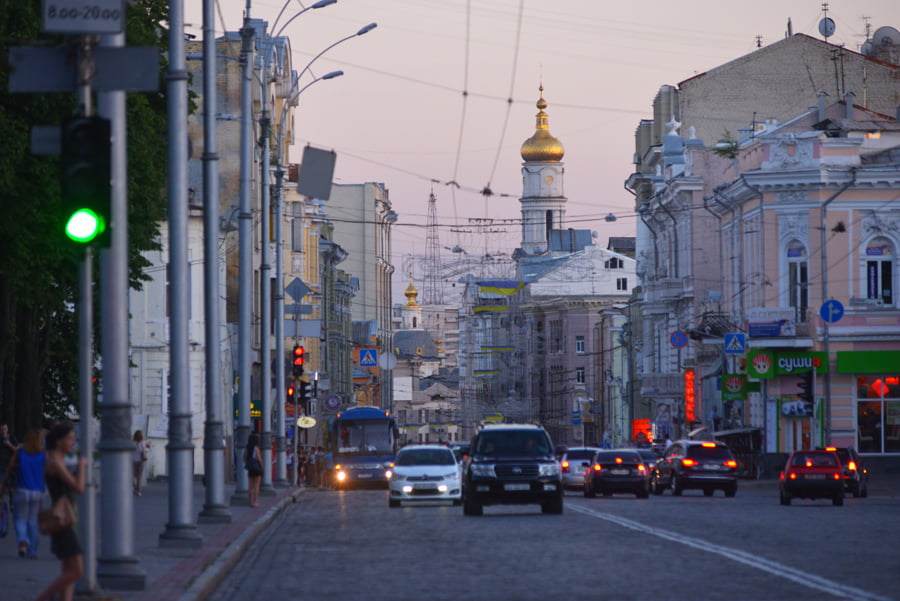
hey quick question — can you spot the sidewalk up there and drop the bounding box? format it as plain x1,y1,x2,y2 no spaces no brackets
3,479,305,601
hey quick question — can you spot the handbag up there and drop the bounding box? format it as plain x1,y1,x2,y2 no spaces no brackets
38,496,76,535
247,456,263,476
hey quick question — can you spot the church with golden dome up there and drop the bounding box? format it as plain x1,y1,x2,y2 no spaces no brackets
518,84,567,256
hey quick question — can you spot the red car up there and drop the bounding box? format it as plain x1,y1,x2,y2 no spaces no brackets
780,450,844,506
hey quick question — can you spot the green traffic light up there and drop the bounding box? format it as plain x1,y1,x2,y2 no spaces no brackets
65,208,105,243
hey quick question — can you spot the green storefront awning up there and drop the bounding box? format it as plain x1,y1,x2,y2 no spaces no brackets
837,350,900,374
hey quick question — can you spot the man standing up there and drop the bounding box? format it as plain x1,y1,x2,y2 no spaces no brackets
710,406,722,432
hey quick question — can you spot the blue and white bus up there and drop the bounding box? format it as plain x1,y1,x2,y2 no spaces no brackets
329,406,398,488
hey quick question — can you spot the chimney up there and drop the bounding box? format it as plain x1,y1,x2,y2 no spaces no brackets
818,90,828,122
787,18,793,38
844,90,855,120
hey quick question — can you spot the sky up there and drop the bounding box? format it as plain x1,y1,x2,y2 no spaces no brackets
183,0,898,302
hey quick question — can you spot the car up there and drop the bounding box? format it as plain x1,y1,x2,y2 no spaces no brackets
819,446,868,497
462,424,563,516
447,442,470,464
780,450,844,506
560,447,600,489
652,440,739,497
636,448,661,493
583,449,650,498
388,445,462,507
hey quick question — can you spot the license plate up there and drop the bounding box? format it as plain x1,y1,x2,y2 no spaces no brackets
705,464,723,471
357,473,372,479
610,469,628,475
504,483,530,491
804,474,825,479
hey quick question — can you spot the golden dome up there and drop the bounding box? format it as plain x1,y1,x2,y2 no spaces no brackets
404,276,419,308
520,85,565,162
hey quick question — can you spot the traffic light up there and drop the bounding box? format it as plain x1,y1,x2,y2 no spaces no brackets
60,116,111,245
287,380,295,402
298,380,310,413
292,344,305,377
798,371,814,407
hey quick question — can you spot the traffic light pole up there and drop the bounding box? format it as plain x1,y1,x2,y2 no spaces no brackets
274,170,288,487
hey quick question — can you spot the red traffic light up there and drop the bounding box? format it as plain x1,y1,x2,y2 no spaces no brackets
293,345,305,366
287,383,295,397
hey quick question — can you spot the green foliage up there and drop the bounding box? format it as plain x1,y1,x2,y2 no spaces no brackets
713,129,739,159
0,0,170,431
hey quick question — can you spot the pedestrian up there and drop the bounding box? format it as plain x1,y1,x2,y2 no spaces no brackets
0,428,46,558
132,430,150,496
307,447,318,487
710,405,721,432
316,446,326,487
245,433,263,507
35,421,87,601
0,423,18,505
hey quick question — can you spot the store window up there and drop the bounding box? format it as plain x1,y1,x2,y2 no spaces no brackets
787,241,808,322
865,238,894,306
856,375,900,453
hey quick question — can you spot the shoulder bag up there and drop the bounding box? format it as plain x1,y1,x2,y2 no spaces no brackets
38,496,76,535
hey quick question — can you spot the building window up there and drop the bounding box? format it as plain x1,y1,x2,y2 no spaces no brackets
605,258,623,269
865,239,894,306
856,375,900,454
575,336,585,354
575,367,585,385
787,241,808,322
616,277,628,291
549,320,562,353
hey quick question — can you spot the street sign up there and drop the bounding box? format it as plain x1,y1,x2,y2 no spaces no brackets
378,352,397,370
284,304,313,316
724,333,746,354
670,331,688,348
324,394,342,411
285,277,310,301
820,299,844,323
359,348,377,367
572,410,581,425
297,416,316,429
9,46,159,93
42,0,125,34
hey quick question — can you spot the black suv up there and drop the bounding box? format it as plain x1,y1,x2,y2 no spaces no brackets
819,446,869,497
462,424,563,515
653,440,739,497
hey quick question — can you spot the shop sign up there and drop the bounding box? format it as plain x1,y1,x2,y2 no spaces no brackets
747,350,828,379
721,374,747,401
780,395,813,417
633,419,652,443
748,307,796,337
684,369,697,422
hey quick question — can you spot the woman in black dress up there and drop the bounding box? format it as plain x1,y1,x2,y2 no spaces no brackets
245,433,263,507
35,422,87,601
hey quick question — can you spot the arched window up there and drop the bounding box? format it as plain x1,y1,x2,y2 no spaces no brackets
787,241,808,321
865,238,894,306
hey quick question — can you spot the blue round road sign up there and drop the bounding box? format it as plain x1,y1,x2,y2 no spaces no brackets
670,331,688,348
820,299,844,323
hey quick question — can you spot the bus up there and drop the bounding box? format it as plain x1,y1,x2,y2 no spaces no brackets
329,406,398,488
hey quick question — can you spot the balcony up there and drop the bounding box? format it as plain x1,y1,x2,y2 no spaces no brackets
639,373,683,396
644,277,688,304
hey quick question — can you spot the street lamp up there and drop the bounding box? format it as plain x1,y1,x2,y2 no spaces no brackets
295,23,377,83
271,0,337,41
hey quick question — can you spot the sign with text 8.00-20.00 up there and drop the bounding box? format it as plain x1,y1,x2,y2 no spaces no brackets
43,0,124,34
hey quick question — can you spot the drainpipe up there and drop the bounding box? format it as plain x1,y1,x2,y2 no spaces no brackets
740,175,765,308
638,203,660,275
702,194,725,308
659,200,679,278
821,168,857,446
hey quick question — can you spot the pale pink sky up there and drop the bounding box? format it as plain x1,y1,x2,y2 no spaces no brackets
184,0,898,298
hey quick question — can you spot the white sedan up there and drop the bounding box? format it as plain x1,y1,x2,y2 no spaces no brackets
388,445,462,507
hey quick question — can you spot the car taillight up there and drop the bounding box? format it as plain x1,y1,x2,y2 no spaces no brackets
561,460,569,473
725,460,737,468
701,442,716,448
834,473,841,480
615,457,623,464
682,458,697,467
780,471,785,480
847,461,857,471
593,464,602,472
637,464,646,472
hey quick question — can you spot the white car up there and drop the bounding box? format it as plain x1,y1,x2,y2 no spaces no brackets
388,445,462,507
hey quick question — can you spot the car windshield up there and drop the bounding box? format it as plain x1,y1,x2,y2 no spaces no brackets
475,430,551,455
395,448,456,466
792,452,838,467
565,450,595,461
593,451,641,464
637,450,658,462
686,445,733,460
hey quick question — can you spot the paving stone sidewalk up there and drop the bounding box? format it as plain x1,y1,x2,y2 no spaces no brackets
2,479,304,601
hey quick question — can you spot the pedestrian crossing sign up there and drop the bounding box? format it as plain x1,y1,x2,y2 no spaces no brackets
724,333,746,355
359,348,377,367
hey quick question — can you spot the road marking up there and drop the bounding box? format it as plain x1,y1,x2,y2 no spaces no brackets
570,504,890,601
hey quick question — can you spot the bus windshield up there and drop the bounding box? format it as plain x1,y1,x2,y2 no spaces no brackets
337,420,392,454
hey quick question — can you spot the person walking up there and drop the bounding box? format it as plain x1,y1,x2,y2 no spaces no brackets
0,429,45,558
0,423,18,505
132,430,150,496
245,433,263,507
35,422,87,601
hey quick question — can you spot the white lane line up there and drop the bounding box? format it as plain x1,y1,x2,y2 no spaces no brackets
570,504,890,601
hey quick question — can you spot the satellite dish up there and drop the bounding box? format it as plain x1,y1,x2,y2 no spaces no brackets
818,17,835,39
872,26,900,46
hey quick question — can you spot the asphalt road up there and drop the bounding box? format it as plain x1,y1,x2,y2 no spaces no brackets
211,482,900,601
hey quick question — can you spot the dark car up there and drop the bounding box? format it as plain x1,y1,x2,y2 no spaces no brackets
653,440,738,497
462,424,563,516
447,442,471,464
583,449,650,498
780,450,844,506
820,446,868,497
637,448,661,493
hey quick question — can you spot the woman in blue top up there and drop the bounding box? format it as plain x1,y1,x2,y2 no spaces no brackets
0,428,46,558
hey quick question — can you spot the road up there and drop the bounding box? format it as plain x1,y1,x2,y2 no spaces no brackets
212,483,899,601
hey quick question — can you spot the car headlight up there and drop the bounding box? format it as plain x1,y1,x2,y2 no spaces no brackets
390,473,404,481
470,464,495,477
540,462,562,477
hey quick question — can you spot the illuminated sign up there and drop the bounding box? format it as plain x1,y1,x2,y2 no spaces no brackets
684,369,696,423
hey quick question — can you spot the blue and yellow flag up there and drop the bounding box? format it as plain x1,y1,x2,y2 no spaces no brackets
477,280,526,296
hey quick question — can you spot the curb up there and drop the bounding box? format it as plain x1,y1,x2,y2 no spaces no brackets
176,489,304,601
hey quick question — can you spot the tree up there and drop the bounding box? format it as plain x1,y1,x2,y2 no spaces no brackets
0,0,171,435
